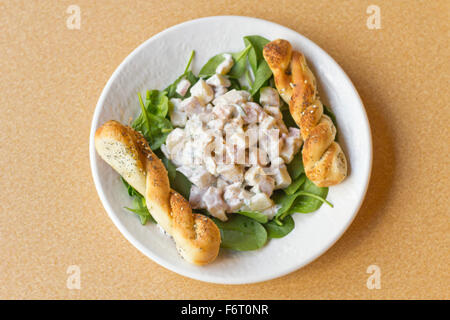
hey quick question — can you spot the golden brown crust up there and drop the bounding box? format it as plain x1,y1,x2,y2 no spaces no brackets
263,39,292,71
263,39,293,103
94,120,221,265
170,191,221,265
304,141,347,187
263,40,348,187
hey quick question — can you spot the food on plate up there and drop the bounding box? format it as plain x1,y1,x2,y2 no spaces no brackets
161,87,302,222
95,120,220,265
263,39,347,187
95,36,344,265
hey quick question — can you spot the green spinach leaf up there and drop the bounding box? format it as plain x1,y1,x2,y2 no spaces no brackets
236,210,268,224
155,150,192,199
284,174,306,195
121,180,156,225
229,78,242,90
213,215,267,251
273,178,332,224
132,91,173,150
146,90,169,117
199,54,226,77
250,60,272,96
264,215,295,238
121,177,140,197
199,45,251,79
273,190,302,217
170,170,192,200
184,70,199,84
228,45,252,79
288,179,331,214
155,150,176,182
286,152,304,180
280,103,298,128
245,70,253,87
243,35,270,74
165,70,198,99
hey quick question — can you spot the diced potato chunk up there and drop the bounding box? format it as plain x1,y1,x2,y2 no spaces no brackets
189,185,205,209
212,89,250,106
244,166,275,196
189,79,214,105
203,187,228,221
177,166,216,189
272,163,292,189
175,79,191,97
223,183,244,212
280,128,303,163
249,193,273,211
165,128,185,154
206,74,231,87
216,53,234,75
259,87,280,107
181,96,205,114
217,164,244,184
170,98,187,127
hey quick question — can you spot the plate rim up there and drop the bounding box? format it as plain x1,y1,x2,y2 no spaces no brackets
89,15,373,284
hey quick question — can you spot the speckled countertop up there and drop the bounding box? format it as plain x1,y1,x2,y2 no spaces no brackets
0,0,448,299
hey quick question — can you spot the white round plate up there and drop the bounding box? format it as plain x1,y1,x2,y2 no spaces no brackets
89,16,372,284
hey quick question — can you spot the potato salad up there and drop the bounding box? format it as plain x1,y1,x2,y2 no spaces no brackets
162,68,302,221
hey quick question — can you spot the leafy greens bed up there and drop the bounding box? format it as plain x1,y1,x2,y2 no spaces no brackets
122,36,336,251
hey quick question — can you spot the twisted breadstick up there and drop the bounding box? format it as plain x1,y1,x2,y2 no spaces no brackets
94,120,221,265
263,39,347,187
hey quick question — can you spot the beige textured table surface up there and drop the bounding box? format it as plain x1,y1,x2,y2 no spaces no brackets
1,0,449,299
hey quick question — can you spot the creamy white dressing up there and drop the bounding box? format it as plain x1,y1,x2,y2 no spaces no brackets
215,53,234,75
162,75,302,221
